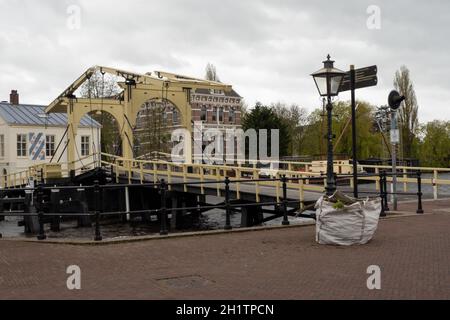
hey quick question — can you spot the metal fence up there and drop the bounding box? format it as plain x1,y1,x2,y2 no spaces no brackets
0,171,425,241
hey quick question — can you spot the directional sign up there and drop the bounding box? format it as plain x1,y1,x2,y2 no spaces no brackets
339,65,378,92
390,129,400,144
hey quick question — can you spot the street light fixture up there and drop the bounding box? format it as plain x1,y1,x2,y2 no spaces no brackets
311,55,346,196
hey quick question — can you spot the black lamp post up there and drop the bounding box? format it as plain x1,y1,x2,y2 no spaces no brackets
311,55,346,196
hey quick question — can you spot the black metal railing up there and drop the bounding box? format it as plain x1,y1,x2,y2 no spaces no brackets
0,171,425,241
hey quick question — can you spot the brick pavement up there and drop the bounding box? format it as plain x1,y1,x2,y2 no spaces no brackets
0,204,449,300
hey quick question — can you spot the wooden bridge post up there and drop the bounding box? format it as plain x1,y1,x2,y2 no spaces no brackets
433,170,438,200
375,167,380,191
403,168,408,192
224,177,232,230
235,167,240,200
125,187,130,221
299,178,305,211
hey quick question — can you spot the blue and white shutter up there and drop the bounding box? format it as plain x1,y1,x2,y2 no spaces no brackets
29,132,46,161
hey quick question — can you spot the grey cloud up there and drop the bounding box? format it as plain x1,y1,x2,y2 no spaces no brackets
0,0,448,120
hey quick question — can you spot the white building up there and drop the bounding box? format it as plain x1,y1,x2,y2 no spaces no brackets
0,91,101,177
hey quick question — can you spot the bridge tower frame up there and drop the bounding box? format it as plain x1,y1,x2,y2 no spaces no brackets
45,66,232,171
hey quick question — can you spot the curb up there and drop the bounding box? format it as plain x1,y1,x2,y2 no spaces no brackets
1,221,317,246
1,210,441,246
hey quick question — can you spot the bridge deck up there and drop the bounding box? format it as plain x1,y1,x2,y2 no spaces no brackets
123,173,323,205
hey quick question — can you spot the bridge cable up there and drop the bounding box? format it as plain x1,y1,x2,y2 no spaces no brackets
100,69,106,158
87,75,97,165
68,96,86,169
50,125,69,163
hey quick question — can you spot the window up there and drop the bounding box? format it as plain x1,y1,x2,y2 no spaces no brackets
229,109,235,123
46,135,55,157
212,107,217,122
17,134,27,157
162,112,167,126
219,107,224,122
172,109,179,125
201,106,207,121
0,134,4,157
81,136,90,156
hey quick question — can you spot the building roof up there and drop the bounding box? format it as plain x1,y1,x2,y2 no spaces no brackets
0,103,101,128
194,88,242,98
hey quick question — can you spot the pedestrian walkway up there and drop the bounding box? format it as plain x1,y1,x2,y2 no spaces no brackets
0,201,449,299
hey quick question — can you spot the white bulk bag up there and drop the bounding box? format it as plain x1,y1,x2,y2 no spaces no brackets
315,191,382,246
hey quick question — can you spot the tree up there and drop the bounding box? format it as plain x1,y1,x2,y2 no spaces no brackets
394,66,419,159
79,71,122,155
418,121,450,167
205,63,220,82
79,71,121,98
300,101,384,160
242,103,291,158
271,102,308,156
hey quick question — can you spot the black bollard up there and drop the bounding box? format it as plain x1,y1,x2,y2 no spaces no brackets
282,175,290,226
37,185,46,240
224,177,232,230
94,181,102,241
379,171,386,217
382,171,390,212
416,170,424,214
159,179,168,236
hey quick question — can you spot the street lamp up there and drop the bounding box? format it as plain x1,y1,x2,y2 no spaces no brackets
311,55,346,196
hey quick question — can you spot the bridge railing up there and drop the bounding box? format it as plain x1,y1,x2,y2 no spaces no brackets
0,154,99,189
0,170,426,241
101,153,450,200
354,164,450,199
101,152,325,205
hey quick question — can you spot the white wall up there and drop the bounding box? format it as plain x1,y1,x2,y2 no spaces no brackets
0,124,100,175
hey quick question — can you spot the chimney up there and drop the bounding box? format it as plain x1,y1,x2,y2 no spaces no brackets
10,90,19,105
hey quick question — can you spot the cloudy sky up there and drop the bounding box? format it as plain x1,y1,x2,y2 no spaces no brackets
0,0,448,122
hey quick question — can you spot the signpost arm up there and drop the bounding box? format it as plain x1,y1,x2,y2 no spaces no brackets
350,65,358,198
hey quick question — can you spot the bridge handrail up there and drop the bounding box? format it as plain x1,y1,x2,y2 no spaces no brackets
100,152,450,201
1,154,99,188
0,170,426,242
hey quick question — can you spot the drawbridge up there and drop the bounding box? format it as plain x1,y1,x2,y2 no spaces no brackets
0,66,324,238
1,67,448,239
